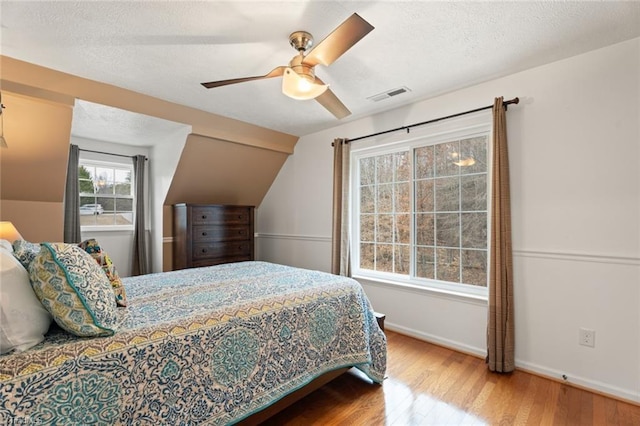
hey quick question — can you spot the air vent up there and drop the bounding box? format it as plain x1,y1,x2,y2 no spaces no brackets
367,86,411,102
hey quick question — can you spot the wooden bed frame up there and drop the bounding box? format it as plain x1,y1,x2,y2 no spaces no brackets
238,367,351,425
238,313,385,424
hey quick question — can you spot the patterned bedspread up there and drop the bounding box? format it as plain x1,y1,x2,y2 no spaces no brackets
0,261,387,425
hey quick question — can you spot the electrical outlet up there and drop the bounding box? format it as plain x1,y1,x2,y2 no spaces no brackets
579,328,595,347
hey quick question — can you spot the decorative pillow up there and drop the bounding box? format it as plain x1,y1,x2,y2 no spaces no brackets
0,246,52,354
12,239,41,269
29,242,119,337
78,239,128,307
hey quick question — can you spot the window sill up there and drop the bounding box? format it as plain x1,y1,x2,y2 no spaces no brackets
352,273,488,306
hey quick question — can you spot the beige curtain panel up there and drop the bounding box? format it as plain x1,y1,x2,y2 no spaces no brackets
487,97,515,373
331,138,351,276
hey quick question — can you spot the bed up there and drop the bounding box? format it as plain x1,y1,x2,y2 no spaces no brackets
0,258,387,425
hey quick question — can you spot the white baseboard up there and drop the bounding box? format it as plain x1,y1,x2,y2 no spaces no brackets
386,323,640,404
514,360,640,404
385,322,486,358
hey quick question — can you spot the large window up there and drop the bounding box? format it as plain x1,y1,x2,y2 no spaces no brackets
79,160,134,228
352,124,490,295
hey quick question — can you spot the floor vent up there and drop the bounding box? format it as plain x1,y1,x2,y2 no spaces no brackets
367,86,411,102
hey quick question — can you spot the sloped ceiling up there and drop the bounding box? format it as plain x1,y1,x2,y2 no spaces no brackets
0,57,297,224
0,57,298,154
165,134,289,207
71,99,191,147
0,91,73,202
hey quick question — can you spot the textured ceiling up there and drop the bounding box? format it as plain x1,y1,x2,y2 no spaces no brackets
2,1,639,139
71,100,191,147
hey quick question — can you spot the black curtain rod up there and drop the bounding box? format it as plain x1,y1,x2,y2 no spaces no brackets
341,96,519,144
80,148,148,160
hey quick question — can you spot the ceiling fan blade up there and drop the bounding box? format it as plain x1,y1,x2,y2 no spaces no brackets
314,83,351,119
303,13,374,67
201,66,286,89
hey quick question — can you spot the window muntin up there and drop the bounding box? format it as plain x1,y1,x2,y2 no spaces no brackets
79,161,134,228
359,151,411,274
353,126,490,295
414,136,488,286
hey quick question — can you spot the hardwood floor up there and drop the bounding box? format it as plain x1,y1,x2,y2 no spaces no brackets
261,331,640,425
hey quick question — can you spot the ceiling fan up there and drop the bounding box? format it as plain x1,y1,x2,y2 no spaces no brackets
201,13,374,119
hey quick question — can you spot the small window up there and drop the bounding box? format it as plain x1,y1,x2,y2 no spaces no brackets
79,160,134,229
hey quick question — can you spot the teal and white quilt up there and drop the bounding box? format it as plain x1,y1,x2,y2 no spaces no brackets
0,261,387,425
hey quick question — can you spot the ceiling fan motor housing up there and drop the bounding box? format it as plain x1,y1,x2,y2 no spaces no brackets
289,31,314,52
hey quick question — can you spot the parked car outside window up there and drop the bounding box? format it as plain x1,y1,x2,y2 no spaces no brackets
78,161,134,228
79,204,104,215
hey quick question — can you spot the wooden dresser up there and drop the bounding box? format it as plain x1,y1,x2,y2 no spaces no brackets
173,204,254,270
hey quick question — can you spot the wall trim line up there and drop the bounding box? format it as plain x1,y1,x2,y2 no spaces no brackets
255,234,639,266
513,249,640,266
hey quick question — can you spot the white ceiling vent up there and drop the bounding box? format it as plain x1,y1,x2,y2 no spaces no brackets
367,86,411,102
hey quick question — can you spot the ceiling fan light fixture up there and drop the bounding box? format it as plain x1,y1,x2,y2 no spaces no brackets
282,67,328,100
453,158,476,167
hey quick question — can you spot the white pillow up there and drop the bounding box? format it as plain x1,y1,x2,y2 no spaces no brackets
0,246,52,354
0,239,12,252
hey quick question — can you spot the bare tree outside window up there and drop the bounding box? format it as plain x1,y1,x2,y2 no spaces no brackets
356,133,489,288
359,151,411,275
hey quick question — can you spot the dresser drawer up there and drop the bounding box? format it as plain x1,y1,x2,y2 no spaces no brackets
191,206,250,226
192,225,250,242
192,241,252,260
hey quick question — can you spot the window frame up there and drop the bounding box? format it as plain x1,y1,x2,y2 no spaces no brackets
78,158,135,232
350,114,492,299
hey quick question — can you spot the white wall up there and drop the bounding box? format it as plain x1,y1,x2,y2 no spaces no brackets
149,127,191,273
257,38,640,402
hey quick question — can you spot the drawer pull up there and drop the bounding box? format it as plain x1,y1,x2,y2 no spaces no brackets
201,248,207,253
202,215,207,219
202,232,208,236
